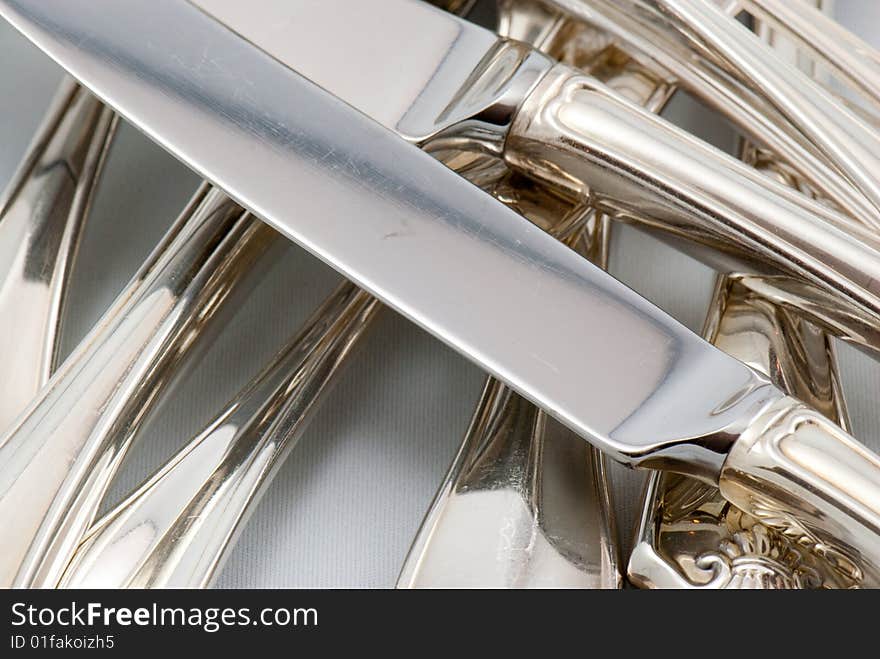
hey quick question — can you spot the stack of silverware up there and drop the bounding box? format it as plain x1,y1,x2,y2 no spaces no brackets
1,0,879,589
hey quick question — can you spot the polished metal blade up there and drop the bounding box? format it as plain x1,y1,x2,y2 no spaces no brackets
156,1,880,363
0,0,780,477
192,0,505,144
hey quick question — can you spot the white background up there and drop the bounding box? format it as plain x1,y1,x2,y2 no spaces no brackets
1,1,879,587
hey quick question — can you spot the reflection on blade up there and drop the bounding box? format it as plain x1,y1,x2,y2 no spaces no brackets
399,6,635,588
398,171,618,587
0,0,781,477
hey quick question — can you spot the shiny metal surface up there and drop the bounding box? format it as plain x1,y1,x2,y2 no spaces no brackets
61,283,379,588
198,0,880,359
6,0,880,585
52,15,606,586
60,111,618,591
652,0,880,215
629,279,857,588
0,185,279,587
546,0,880,229
0,78,116,430
195,0,550,155
398,6,655,588
0,0,788,476
506,64,880,356
719,394,880,586
525,1,880,354
61,108,613,591
63,131,610,589
628,2,861,589
398,168,619,588
738,0,880,111
398,379,619,588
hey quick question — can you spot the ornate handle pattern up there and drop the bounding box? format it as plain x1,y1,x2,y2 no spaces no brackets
719,396,880,586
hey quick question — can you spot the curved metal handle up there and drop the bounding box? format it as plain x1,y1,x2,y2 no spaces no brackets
627,1,860,589
652,0,880,218
505,65,880,355
60,283,379,588
719,396,880,586
0,78,116,429
546,0,880,228
738,0,880,112
0,187,276,587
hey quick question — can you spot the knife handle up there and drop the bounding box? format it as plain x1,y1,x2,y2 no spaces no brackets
718,395,880,586
504,65,880,353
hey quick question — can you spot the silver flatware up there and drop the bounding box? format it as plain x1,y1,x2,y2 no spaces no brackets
628,275,856,588
737,0,880,114
398,376,620,588
4,0,880,583
59,104,604,589
397,180,618,586
60,282,379,588
454,0,861,588
0,78,115,430
399,3,647,588
60,134,603,589
0,184,279,587
546,0,880,229
627,0,859,588
186,0,880,361
475,0,880,357
651,0,880,213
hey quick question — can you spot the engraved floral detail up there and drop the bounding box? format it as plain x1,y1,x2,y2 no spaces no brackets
746,499,863,585
654,474,858,589
694,510,825,589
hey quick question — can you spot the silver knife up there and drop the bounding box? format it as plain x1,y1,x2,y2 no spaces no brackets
2,0,880,582
167,2,880,361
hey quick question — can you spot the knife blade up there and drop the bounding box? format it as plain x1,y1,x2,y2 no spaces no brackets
176,0,880,363
0,0,774,471
2,0,880,581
